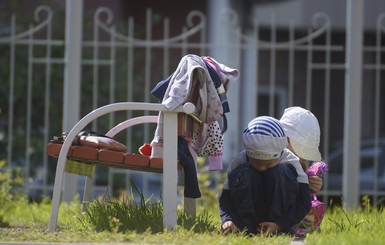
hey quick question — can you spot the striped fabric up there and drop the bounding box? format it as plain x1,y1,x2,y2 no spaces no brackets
242,116,287,160
243,116,286,138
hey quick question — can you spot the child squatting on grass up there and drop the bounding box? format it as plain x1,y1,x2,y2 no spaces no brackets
219,116,312,235
279,106,324,229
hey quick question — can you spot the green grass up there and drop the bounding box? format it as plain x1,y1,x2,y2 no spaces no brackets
0,194,293,244
78,193,217,234
305,200,385,245
0,160,294,244
2,194,385,245
2,160,385,244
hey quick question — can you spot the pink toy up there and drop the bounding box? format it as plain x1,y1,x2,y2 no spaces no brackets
295,161,328,238
305,161,328,178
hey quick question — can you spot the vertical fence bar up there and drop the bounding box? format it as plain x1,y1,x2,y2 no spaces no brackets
159,17,170,200
143,8,153,195
43,15,52,195
145,8,152,104
241,19,258,127
269,13,277,116
306,27,313,109
109,26,116,129
26,24,34,180
200,15,206,56
7,15,16,167
288,21,295,107
322,21,331,202
124,17,135,195
161,18,170,198
232,24,242,156
254,20,260,117
163,18,170,78
107,25,116,196
92,9,100,131
144,8,152,133
373,14,384,204
126,17,134,151
62,0,83,202
343,0,364,209
103,24,115,197
182,26,188,56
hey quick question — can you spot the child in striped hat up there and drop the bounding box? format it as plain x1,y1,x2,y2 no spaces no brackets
219,116,311,235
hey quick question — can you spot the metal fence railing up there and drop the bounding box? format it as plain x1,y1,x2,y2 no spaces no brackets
1,5,385,206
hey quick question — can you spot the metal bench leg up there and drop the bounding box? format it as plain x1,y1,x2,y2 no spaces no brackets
82,176,93,209
48,142,72,231
163,112,178,230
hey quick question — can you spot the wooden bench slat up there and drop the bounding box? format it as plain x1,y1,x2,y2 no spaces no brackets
71,145,99,160
46,143,183,174
124,153,150,167
98,149,125,163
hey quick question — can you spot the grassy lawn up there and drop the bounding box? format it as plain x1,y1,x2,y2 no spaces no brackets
0,195,293,245
1,194,385,245
2,161,385,244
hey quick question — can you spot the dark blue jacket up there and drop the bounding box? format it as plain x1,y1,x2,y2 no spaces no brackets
219,162,312,234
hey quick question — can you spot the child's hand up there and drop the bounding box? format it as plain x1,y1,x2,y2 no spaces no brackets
222,221,238,234
308,176,323,194
301,214,315,228
258,222,282,234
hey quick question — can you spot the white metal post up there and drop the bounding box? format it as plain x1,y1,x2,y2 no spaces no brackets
162,111,178,229
62,0,83,203
343,0,363,209
207,0,242,164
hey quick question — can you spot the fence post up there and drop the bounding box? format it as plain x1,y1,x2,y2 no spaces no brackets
208,0,242,163
343,0,363,209
62,0,84,203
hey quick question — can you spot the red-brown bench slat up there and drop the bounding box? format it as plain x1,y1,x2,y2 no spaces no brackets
46,143,183,174
98,149,125,164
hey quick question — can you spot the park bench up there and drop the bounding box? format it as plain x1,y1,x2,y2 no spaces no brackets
47,101,200,232
47,54,238,232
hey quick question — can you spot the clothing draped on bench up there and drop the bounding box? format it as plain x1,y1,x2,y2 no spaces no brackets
150,54,239,198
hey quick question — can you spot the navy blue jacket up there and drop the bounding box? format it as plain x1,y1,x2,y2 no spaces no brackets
219,162,312,234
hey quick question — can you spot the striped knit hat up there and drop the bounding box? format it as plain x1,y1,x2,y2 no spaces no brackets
242,116,288,160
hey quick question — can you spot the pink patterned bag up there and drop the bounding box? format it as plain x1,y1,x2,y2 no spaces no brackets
295,161,328,238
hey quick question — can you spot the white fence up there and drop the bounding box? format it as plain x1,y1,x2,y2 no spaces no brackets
1,5,385,206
